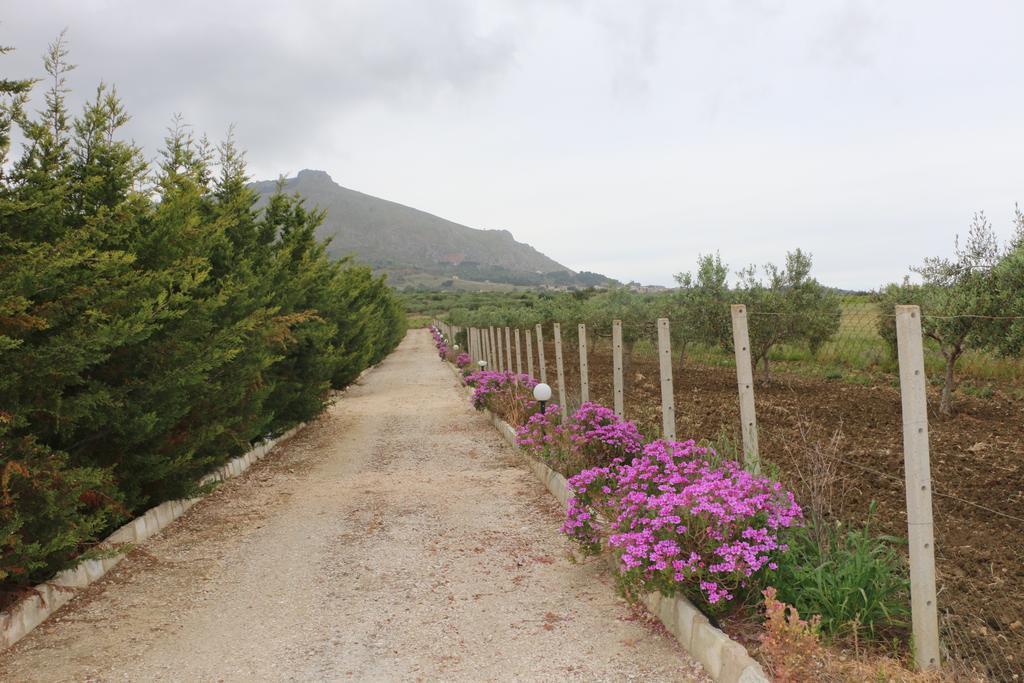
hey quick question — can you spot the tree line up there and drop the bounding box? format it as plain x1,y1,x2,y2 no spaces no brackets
441,248,841,382
436,217,1024,416
0,37,405,592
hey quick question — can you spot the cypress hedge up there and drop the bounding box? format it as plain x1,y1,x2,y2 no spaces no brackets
0,37,406,595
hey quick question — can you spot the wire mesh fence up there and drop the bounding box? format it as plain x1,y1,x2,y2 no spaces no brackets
461,303,1024,679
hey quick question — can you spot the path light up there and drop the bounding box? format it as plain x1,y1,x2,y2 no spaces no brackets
453,344,459,351
478,360,487,369
533,382,552,414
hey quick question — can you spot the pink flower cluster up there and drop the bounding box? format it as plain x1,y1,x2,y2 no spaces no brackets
515,401,643,469
569,402,645,457
514,403,564,456
455,352,471,369
563,439,802,612
429,326,449,359
463,370,537,411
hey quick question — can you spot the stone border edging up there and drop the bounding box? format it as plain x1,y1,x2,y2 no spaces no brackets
447,364,769,683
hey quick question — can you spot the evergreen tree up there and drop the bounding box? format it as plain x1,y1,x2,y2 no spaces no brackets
1,37,406,591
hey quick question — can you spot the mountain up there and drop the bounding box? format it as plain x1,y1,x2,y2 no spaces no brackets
248,170,614,289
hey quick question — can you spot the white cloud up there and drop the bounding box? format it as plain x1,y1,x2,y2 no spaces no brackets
5,0,1024,289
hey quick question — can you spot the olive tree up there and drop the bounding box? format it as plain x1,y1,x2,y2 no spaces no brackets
671,253,732,364
735,249,841,382
877,212,1011,416
580,288,654,376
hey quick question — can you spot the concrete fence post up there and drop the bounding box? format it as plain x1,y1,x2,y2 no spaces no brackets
489,326,498,370
730,305,760,472
657,318,676,441
504,327,513,373
578,323,590,404
553,322,567,419
526,329,535,379
612,319,624,418
495,327,504,372
535,324,547,384
895,305,941,671
514,328,523,378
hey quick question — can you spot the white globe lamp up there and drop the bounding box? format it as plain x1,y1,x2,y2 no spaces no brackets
533,382,552,413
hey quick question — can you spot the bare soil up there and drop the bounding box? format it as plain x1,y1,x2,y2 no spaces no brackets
543,340,1023,678
0,330,707,682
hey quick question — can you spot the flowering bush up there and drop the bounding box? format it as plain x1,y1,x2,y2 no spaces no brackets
568,402,645,469
429,325,449,359
463,370,537,423
563,439,802,613
455,352,471,369
514,403,566,458
515,401,643,476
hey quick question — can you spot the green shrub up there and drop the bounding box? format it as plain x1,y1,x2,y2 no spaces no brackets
771,513,910,641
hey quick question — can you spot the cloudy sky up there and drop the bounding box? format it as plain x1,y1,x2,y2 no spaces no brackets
6,1,1024,288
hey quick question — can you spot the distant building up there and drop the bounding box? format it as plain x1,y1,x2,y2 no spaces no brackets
627,283,670,294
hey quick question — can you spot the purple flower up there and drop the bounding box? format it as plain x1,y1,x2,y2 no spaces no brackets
562,437,802,613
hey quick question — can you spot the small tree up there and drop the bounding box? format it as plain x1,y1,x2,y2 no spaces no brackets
671,252,732,364
736,250,840,382
580,288,653,377
877,213,1010,416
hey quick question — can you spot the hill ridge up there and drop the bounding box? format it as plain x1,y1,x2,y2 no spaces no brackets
249,170,614,289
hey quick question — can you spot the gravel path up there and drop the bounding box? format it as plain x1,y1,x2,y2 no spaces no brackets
0,329,708,682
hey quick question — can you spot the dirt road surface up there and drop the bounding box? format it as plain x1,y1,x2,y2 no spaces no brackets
0,329,708,682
